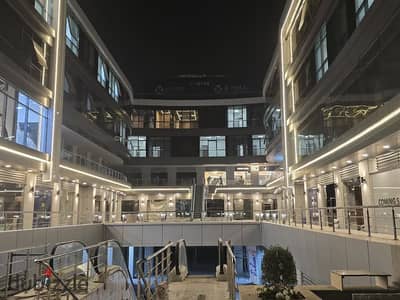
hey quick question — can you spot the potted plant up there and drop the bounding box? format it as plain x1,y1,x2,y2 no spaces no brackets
257,246,304,300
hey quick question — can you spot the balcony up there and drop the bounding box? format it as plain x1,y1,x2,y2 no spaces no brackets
61,149,127,182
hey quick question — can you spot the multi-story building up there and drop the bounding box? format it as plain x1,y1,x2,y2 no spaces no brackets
0,0,133,230
119,82,282,221
275,0,400,231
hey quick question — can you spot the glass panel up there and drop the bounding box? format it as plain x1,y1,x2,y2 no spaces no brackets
15,104,27,146
26,110,40,150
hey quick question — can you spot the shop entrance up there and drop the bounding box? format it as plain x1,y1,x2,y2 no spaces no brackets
344,177,364,229
325,184,336,226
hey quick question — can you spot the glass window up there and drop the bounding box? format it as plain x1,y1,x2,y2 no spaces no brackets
97,56,108,88
252,135,266,156
200,136,225,157
34,0,53,25
355,0,375,25
108,71,121,102
314,23,328,81
14,92,50,152
127,136,146,157
227,106,247,128
66,15,79,56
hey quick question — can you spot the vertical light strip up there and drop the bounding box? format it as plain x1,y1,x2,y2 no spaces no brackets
47,0,63,181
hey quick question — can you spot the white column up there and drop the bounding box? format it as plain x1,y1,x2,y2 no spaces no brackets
101,190,107,223
23,173,37,229
51,181,61,226
334,170,346,229
115,192,122,222
73,182,79,224
359,159,375,231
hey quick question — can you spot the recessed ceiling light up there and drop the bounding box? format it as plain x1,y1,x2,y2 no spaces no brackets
4,164,12,168
27,169,33,172
321,170,325,174
346,160,352,164
331,166,337,169
82,182,87,185
311,174,315,177
362,153,368,157
383,145,391,149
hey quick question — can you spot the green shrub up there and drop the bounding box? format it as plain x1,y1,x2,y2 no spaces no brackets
262,245,297,286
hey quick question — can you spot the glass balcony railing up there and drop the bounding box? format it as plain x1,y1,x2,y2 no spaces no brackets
61,149,128,182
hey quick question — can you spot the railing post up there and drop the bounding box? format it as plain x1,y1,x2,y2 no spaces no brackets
175,243,180,276
218,239,224,275
347,209,351,235
293,209,296,227
310,209,313,229
301,209,304,228
366,208,371,237
392,207,398,240
288,209,291,226
155,254,159,290
319,209,323,230
331,209,335,232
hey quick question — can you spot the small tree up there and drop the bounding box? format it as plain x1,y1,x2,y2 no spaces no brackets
262,245,297,286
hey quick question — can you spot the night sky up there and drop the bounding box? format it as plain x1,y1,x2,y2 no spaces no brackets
79,0,285,96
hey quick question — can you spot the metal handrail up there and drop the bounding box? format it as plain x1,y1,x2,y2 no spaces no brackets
136,239,187,299
218,238,237,300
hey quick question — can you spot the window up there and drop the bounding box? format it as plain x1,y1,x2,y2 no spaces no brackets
108,71,121,102
200,136,225,157
97,56,108,88
148,137,170,158
252,135,266,156
314,23,328,81
228,106,247,128
151,172,168,185
355,0,374,25
0,80,16,141
127,136,146,157
34,0,53,24
15,92,50,153
66,15,79,56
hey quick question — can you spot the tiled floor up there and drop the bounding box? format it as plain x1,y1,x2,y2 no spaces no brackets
168,277,230,300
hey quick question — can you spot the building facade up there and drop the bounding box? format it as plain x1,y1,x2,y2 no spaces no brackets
119,95,282,222
273,0,400,232
0,0,133,230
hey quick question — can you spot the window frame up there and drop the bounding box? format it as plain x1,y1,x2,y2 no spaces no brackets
66,15,79,56
200,136,226,157
252,134,266,156
314,23,328,81
127,136,147,158
355,0,375,25
227,106,247,128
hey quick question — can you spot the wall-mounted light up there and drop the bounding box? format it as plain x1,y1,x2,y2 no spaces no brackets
360,177,367,184
56,190,60,196
29,186,34,193
76,193,79,198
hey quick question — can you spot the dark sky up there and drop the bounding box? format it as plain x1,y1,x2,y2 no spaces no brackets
79,0,285,95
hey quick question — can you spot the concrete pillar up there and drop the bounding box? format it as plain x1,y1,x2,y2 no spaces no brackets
51,181,61,226
101,190,107,222
115,192,122,222
226,167,235,185
334,170,346,229
359,159,375,231
303,180,310,224
73,182,79,224
168,167,176,185
91,187,96,222
294,182,306,223
78,186,93,224
23,173,37,229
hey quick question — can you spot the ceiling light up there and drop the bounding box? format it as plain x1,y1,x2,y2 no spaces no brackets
4,165,12,168
320,170,325,174
82,182,87,185
362,153,368,157
383,145,391,149
346,160,352,164
311,174,315,177
331,166,337,169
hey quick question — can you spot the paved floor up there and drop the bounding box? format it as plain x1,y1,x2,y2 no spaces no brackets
168,277,229,300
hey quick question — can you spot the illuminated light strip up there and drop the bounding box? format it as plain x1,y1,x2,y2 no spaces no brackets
294,106,400,172
59,164,131,189
215,187,271,193
125,188,192,192
0,145,48,163
284,0,305,38
373,187,400,189
266,176,284,187
47,0,64,181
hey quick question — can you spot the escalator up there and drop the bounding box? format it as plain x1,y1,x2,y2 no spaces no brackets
11,240,136,299
193,184,204,219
